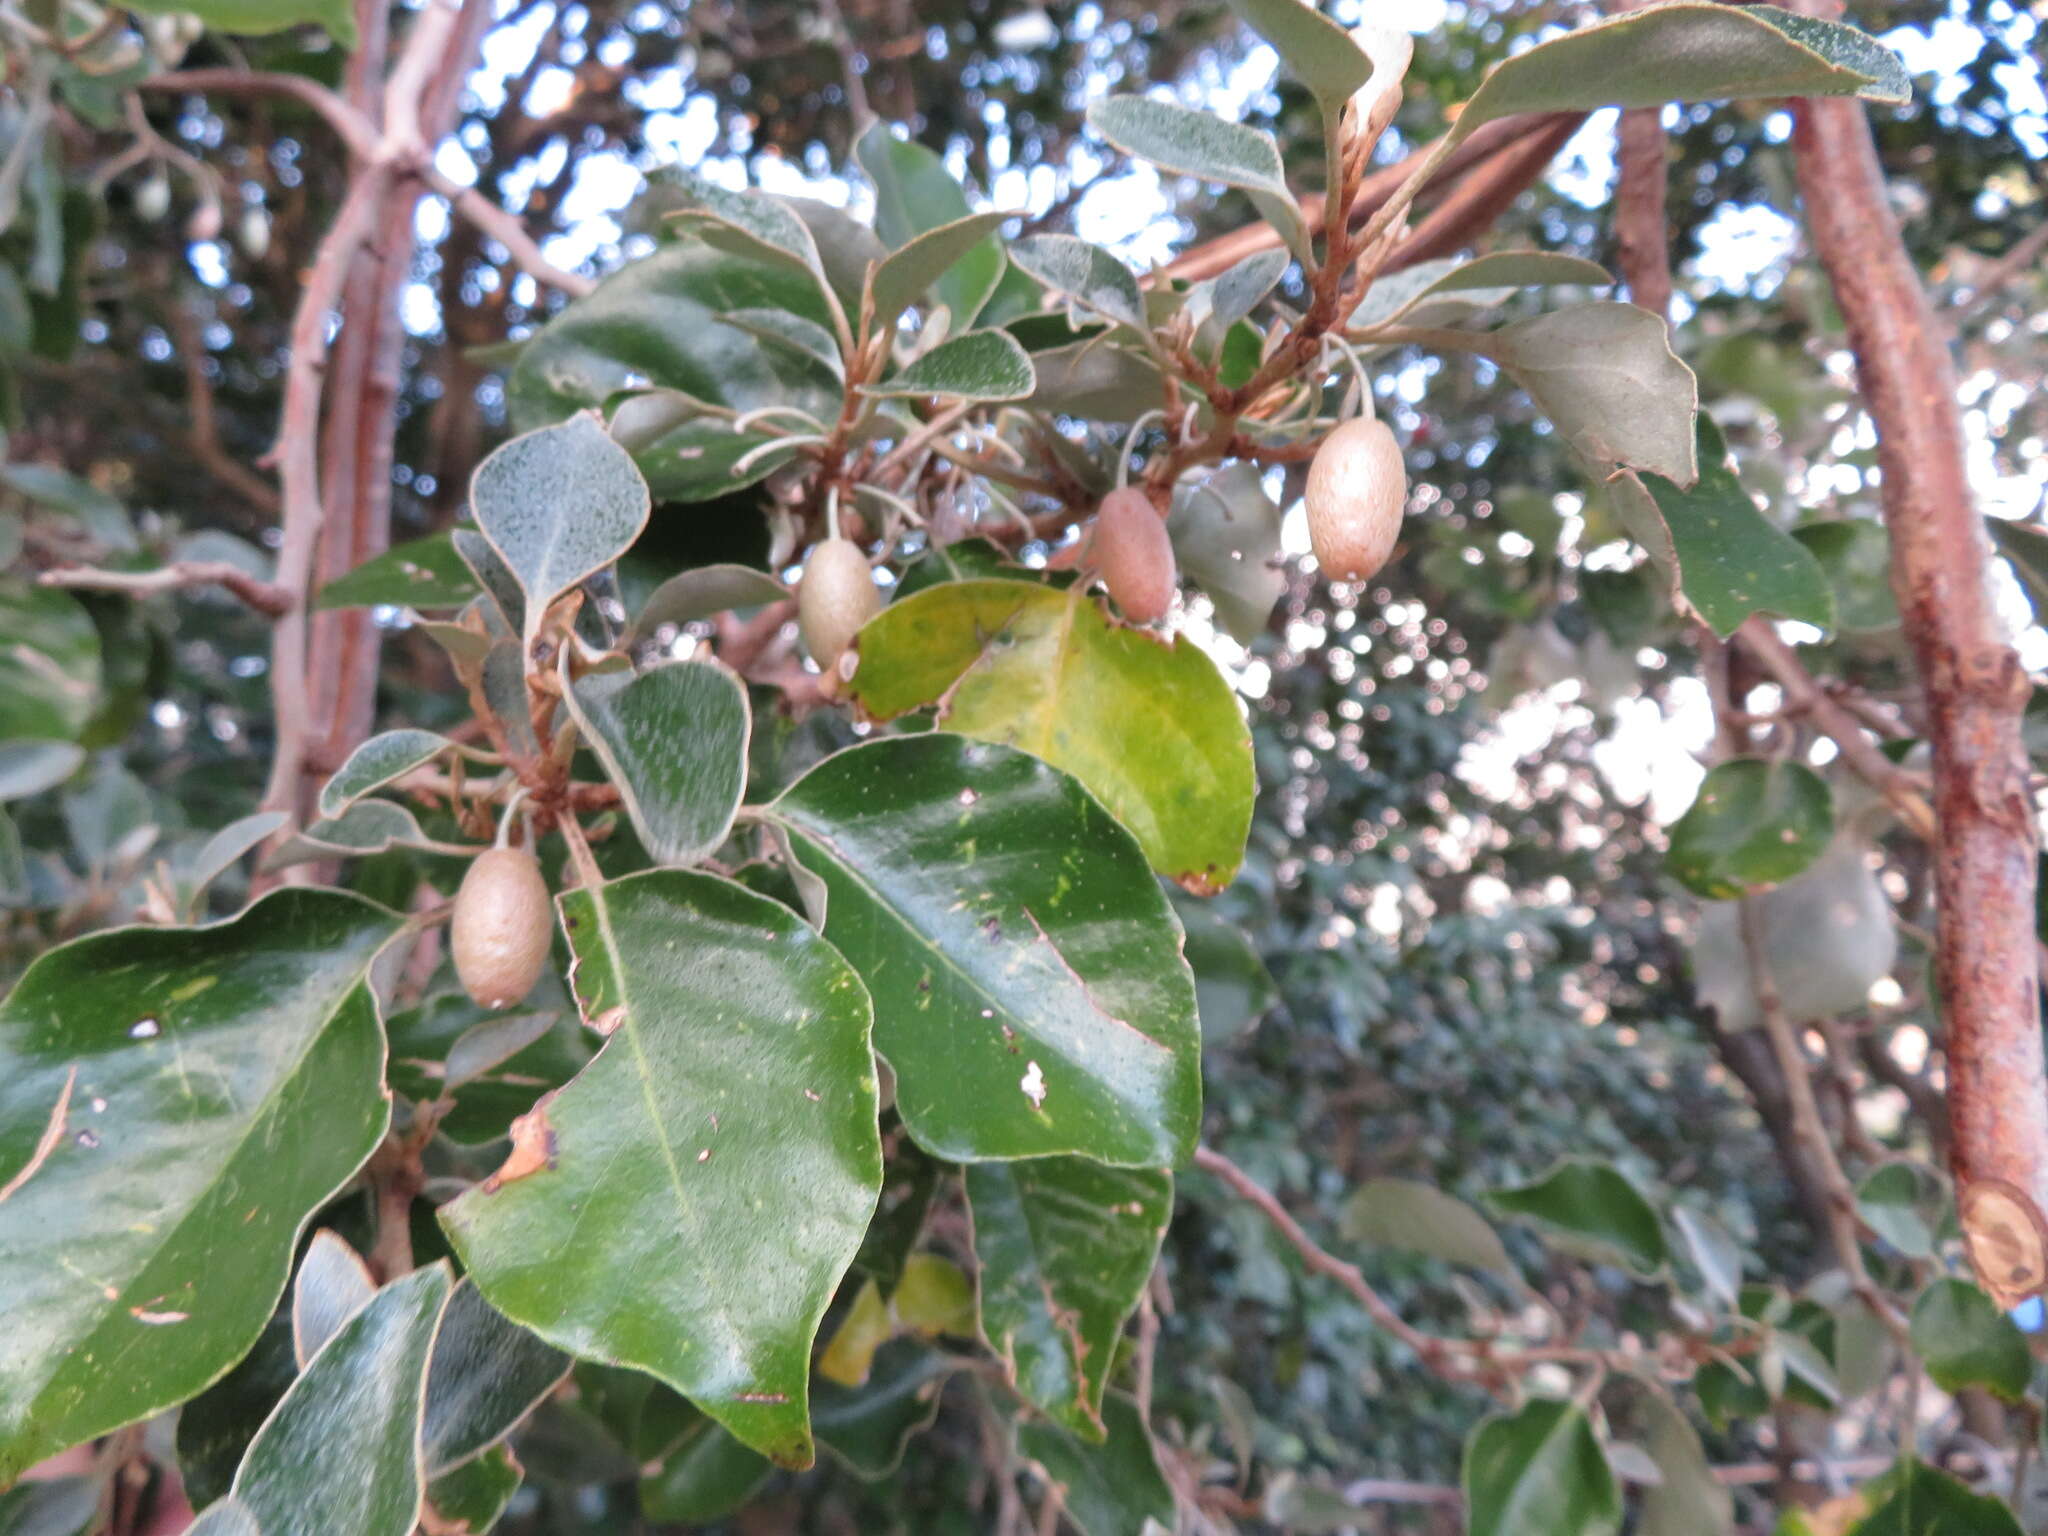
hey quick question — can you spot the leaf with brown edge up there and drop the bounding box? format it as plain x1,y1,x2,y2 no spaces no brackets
441,869,880,1468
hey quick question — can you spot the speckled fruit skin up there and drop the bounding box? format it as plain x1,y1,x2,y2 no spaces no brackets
452,847,553,1010
1094,486,1177,624
1305,416,1407,581
799,537,883,669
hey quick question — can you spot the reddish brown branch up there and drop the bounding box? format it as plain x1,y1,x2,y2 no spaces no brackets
1735,619,1935,840
1385,114,1583,272
1612,107,1671,318
1790,82,2046,1303
1160,112,1584,285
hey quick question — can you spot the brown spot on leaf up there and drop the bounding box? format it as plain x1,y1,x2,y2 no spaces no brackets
483,1100,558,1193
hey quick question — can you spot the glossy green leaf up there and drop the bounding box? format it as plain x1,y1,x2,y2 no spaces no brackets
0,739,82,800
967,1158,1170,1437
847,580,1253,888
1168,463,1287,644
422,1279,572,1474
1795,520,1898,633
1339,1177,1512,1277
637,1416,771,1523
1909,1278,2030,1402
1666,758,1833,899
871,212,1013,331
204,1264,452,1536
292,1229,375,1366
1462,1398,1621,1536
771,735,1202,1167
813,1339,954,1479
1856,1459,2025,1536
470,416,650,647
0,889,399,1480
1487,302,1698,483
0,582,99,742
315,533,479,612
627,564,788,645
425,1444,521,1535
864,330,1035,403
505,242,842,486
441,870,882,1467
123,0,355,43
1174,893,1279,1040
564,660,749,866
1855,1162,1942,1261
1617,417,1834,636
318,729,452,820
857,124,1005,328
1006,235,1145,331
1489,1159,1667,1277
1691,835,1895,1032
1016,1394,1174,1536
1085,96,1307,258
1452,3,1908,150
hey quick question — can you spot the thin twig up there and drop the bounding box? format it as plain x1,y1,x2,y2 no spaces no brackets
138,67,381,162
1736,619,1935,840
425,169,594,296
1193,1145,1681,1381
1736,898,1911,1346
40,560,291,615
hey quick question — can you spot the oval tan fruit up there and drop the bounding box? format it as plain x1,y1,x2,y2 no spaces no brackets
452,847,552,1010
799,537,882,671
1305,416,1407,581
1094,486,1176,624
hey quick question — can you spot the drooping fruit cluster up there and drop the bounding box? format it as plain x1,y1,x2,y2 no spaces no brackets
1095,485,1176,624
452,846,553,1010
1305,416,1407,582
799,536,883,672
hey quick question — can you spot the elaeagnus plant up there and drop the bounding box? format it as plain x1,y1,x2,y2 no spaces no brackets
6,0,2036,1531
